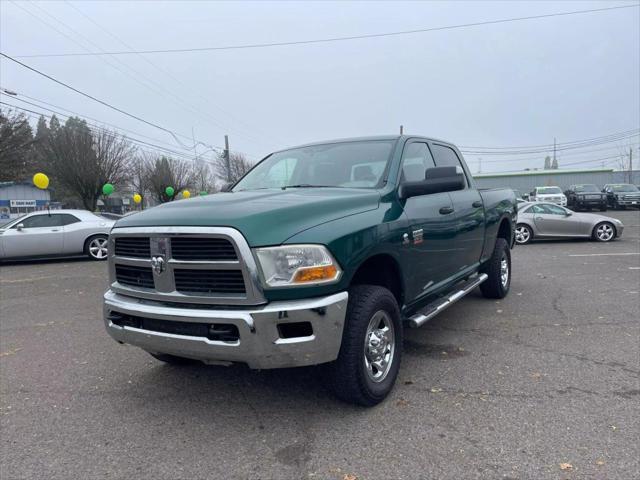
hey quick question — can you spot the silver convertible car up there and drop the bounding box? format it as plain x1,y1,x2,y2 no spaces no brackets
515,202,624,244
0,209,114,261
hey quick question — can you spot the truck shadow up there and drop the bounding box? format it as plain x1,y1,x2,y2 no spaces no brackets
125,300,480,416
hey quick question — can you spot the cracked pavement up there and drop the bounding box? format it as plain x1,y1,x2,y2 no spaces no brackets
1,210,639,479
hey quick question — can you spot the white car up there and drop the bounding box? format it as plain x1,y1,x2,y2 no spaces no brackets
0,209,114,261
529,186,567,206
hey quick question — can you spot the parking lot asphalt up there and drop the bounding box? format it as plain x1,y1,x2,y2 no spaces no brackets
1,210,639,480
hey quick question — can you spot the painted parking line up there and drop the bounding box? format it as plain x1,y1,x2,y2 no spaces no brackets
568,253,640,257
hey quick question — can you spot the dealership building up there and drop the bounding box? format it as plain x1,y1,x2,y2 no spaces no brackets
472,168,638,194
0,181,59,220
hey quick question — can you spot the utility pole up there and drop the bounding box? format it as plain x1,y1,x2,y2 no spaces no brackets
224,135,231,183
553,137,556,165
630,147,633,184
399,125,404,135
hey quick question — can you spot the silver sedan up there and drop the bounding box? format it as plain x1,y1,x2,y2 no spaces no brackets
515,202,624,244
0,209,114,261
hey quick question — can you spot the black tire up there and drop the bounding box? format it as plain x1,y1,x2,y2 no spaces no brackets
600,206,607,212
84,234,109,261
592,221,616,242
480,238,511,299
514,224,533,245
149,352,198,365
326,285,402,407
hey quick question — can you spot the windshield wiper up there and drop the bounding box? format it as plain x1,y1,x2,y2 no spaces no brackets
281,184,338,190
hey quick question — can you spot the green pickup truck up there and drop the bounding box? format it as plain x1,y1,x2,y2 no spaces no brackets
104,135,517,405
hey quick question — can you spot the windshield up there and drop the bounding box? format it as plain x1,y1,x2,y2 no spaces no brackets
537,187,562,194
610,184,639,192
574,185,599,192
0,214,26,228
233,140,395,192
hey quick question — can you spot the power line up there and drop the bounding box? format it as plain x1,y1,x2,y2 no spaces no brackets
11,4,639,57
468,140,640,164
62,0,277,147
460,130,640,155
0,90,211,156
10,0,239,150
460,128,640,151
0,52,224,153
0,100,209,163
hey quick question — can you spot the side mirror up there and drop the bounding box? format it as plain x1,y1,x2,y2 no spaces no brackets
220,182,232,192
399,166,465,199
16,223,24,231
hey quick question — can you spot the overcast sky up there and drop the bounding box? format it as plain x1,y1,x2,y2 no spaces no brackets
1,0,638,173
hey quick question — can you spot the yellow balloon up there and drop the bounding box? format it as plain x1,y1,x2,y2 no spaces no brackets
33,172,49,189
133,193,142,204
182,190,191,199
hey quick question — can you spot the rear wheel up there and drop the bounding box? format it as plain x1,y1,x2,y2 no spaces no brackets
514,224,532,245
326,285,402,406
85,235,109,261
149,352,198,365
593,222,616,242
480,238,511,299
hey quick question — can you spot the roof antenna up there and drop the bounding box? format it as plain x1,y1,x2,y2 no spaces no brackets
399,125,404,135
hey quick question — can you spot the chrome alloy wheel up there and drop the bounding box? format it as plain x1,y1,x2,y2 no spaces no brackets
515,226,530,244
500,257,509,287
364,310,395,383
89,237,109,259
596,223,614,241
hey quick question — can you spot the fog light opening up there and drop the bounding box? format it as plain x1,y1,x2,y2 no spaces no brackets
277,322,313,339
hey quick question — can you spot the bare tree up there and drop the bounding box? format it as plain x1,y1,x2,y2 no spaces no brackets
145,155,197,203
192,160,217,194
40,117,135,210
0,108,36,182
128,154,153,207
213,151,253,184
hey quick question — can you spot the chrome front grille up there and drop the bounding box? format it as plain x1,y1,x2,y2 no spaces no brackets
108,227,265,306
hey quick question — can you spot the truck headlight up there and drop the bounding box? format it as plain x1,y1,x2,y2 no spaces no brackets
254,245,342,287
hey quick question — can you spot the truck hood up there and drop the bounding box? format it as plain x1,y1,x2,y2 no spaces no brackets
114,188,381,246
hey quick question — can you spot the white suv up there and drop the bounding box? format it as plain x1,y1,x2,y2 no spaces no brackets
529,186,567,206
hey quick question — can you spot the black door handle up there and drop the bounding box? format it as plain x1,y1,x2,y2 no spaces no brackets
472,200,483,208
439,206,454,215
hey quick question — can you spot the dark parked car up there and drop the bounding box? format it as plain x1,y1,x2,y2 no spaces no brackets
602,184,640,209
564,184,607,211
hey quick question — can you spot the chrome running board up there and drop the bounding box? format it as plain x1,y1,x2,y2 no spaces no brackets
407,273,488,328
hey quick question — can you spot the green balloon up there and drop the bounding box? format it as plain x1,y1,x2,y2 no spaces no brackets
199,191,208,196
102,183,114,195
165,186,175,197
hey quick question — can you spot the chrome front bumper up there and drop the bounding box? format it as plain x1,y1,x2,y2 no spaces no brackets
103,290,348,369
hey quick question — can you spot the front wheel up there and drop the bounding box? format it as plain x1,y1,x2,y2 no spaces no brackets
85,235,109,261
593,222,616,242
514,224,533,245
480,238,511,299
326,285,402,406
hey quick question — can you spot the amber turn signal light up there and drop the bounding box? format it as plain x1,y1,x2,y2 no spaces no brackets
292,265,338,283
